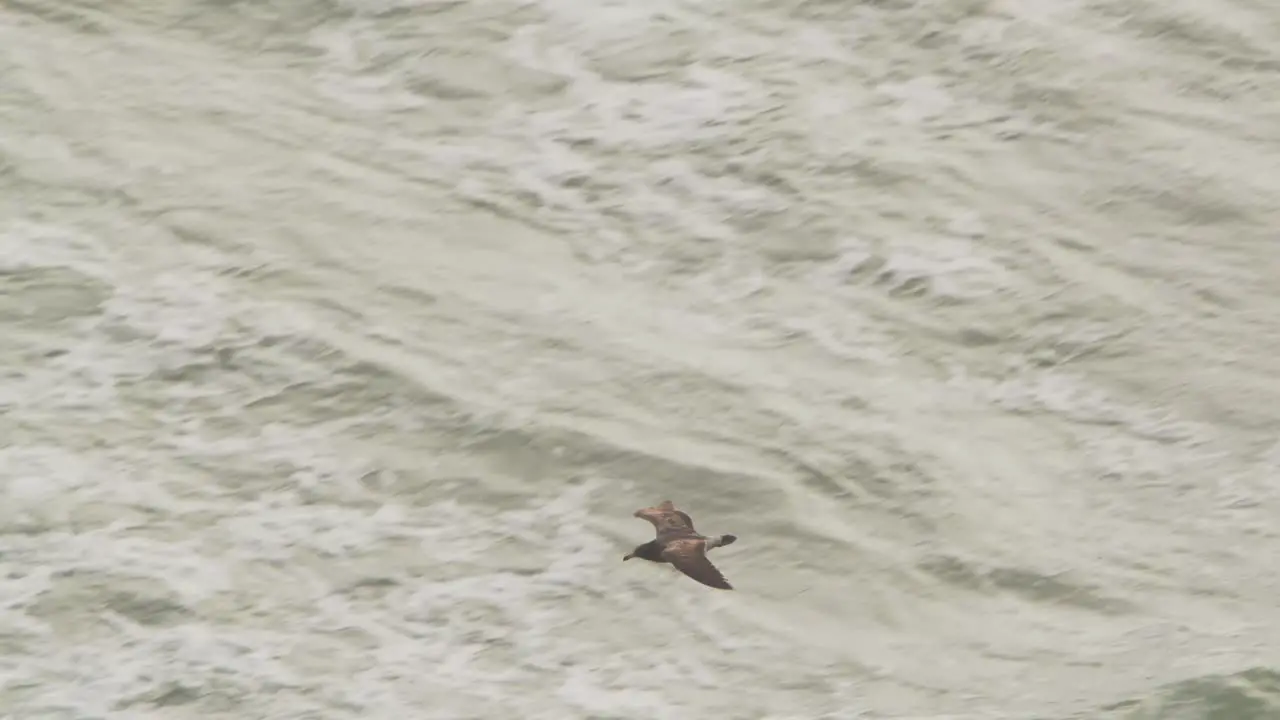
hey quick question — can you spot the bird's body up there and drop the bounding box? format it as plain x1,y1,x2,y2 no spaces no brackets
623,500,737,590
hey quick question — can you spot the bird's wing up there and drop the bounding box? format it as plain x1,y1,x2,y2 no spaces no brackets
661,538,733,590
634,500,697,538
660,500,698,530
675,510,696,530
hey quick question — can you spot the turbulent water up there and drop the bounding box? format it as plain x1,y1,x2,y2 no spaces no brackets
2,1,1279,718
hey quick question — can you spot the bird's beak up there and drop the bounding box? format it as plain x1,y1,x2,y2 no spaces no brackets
622,552,634,561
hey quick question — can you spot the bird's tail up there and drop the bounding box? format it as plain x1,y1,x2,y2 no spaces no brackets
707,534,737,550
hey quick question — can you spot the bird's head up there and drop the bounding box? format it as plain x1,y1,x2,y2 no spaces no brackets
623,541,659,562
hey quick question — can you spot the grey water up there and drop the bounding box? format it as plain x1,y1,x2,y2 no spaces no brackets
1,1,1279,719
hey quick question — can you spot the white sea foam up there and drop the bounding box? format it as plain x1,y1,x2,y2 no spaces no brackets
1,0,1278,718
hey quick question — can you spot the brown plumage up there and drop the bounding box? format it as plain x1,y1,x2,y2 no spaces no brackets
623,500,738,590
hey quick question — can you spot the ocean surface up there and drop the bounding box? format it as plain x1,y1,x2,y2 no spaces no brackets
2,1,1279,718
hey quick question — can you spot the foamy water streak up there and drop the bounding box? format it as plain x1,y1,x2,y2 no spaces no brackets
2,0,1280,718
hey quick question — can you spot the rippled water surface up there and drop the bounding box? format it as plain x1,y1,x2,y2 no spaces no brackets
2,1,1279,718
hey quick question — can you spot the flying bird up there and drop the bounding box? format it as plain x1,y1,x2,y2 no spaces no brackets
623,500,738,590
